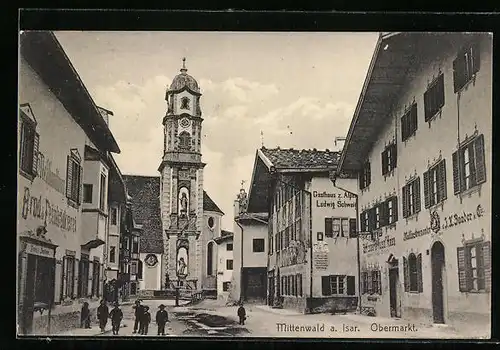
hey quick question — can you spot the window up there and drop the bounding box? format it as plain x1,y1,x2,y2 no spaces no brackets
359,161,371,190
374,205,381,230
83,184,93,203
453,42,480,93
92,261,100,297
226,243,233,251
458,240,490,292
137,260,143,279
66,150,83,205
110,207,118,225
401,103,418,142
402,178,421,218
180,97,190,110
207,242,214,275
208,217,215,229
226,259,233,270
381,143,397,175
452,134,486,194
404,253,423,293
317,232,324,241
78,256,90,298
424,160,447,208
296,274,302,297
64,256,75,298
110,246,116,263
179,131,191,150
19,115,39,177
384,196,398,225
99,173,106,211
130,261,138,275
361,270,381,294
424,73,445,121
321,275,356,296
223,282,231,292
132,236,139,254
253,238,265,253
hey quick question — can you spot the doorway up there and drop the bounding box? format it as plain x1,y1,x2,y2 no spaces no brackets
388,258,400,318
431,241,445,324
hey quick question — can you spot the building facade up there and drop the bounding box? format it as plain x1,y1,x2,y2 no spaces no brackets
18,32,120,335
337,32,492,334
246,148,358,313
214,231,234,301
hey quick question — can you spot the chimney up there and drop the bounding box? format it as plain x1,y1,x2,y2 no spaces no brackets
334,137,347,152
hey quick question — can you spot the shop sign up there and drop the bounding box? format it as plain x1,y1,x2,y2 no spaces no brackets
313,190,356,209
313,251,329,271
362,236,396,254
25,242,54,258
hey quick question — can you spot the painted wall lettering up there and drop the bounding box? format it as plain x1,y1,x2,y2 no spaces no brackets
362,236,396,254
37,152,66,195
313,191,356,208
403,227,432,241
21,186,77,232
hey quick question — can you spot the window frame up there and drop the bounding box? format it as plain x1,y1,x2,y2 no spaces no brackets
458,240,490,293
252,238,265,253
424,73,445,122
381,143,398,175
402,177,421,218
19,115,39,179
424,159,447,208
83,184,93,204
359,161,371,190
179,131,192,150
452,134,486,195
99,172,106,211
226,259,233,270
226,243,233,251
109,246,116,263
453,41,481,93
401,103,418,142
66,149,83,206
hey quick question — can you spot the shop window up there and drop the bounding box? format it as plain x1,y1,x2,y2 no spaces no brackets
226,259,233,270
381,143,397,175
361,270,381,295
453,41,480,93
66,149,83,205
404,253,423,293
223,282,231,292
452,134,486,194
458,240,490,292
83,184,93,203
424,159,447,208
359,161,371,190
253,238,265,253
19,109,39,178
424,73,445,121
402,177,421,218
401,103,418,142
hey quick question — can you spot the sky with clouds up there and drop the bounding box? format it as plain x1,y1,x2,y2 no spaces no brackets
55,31,379,230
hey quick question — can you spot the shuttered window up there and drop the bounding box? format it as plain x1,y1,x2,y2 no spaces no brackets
452,134,487,194
424,159,447,208
66,150,83,205
324,218,333,238
346,276,356,296
53,260,62,304
359,161,371,190
402,177,421,218
453,41,481,93
361,272,368,294
381,143,397,175
401,103,418,142
371,270,381,294
64,256,75,299
404,253,423,293
348,218,357,238
457,241,490,293
424,73,445,121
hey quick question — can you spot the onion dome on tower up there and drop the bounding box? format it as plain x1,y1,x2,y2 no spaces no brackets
167,57,200,93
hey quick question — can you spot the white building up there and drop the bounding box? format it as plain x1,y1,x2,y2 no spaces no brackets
214,231,234,301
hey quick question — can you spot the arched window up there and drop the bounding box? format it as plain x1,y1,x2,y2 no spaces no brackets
207,242,214,276
179,131,191,150
181,97,190,110
404,253,422,293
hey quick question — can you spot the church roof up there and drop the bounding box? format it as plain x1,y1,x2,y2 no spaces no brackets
168,59,200,94
203,191,224,215
122,175,163,254
260,147,340,171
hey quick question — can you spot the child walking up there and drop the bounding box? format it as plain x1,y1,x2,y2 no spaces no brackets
140,305,151,335
237,303,247,325
109,302,123,335
156,304,169,336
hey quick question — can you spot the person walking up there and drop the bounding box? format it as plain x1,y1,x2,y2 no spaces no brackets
132,299,143,334
97,300,109,333
237,303,247,325
156,304,169,336
109,302,123,335
139,305,152,335
80,302,91,329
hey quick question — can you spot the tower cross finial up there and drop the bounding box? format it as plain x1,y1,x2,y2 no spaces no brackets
182,57,186,70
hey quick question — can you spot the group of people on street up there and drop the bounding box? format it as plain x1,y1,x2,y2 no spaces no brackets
133,299,170,336
93,300,124,335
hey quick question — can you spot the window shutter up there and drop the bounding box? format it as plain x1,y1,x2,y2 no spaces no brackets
77,165,83,205
414,178,421,213
472,41,481,74
392,143,398,169
423,170,431,209
73,258,79,299
437,160,447,201
349,218,357,238
393,197,399,223
346,276,355,296
403,257,409,292
474,134,486,185
452,151,461,194
367,272,373,294
358,171,364,190
32,132,40,176
359,212,366,232
376,271,382,295
424,89,431,122
437,73,445,109
482,241,491,292
453,56,463,93
417,253,423,293
66,156,73,199
401,115,407,142
368,208,375,232
381,150,388,175
77,259,83,298
402,185,409,218
54,260,62,304
324,218,333,238
321,276,331,296
61,257,67,300
411,104,418,134
88,262,94,297
457,247,468,292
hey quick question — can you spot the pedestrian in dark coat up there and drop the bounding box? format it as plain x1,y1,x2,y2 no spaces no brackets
132,299,144,334
80,302,91,329
237,304,247,325
97,300,109,333
109,302,123,335
139,305,151,335
156,304,169,336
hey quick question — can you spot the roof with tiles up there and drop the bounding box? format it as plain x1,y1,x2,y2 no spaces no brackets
260,147,340,170
203,191,224,215
122,175,163,254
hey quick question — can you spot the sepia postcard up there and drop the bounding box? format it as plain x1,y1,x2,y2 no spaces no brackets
17,30,492,339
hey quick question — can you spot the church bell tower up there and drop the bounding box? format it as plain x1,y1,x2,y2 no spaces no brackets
158,58,205,289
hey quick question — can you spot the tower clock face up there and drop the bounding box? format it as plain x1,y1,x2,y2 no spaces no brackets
179,117,191,129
